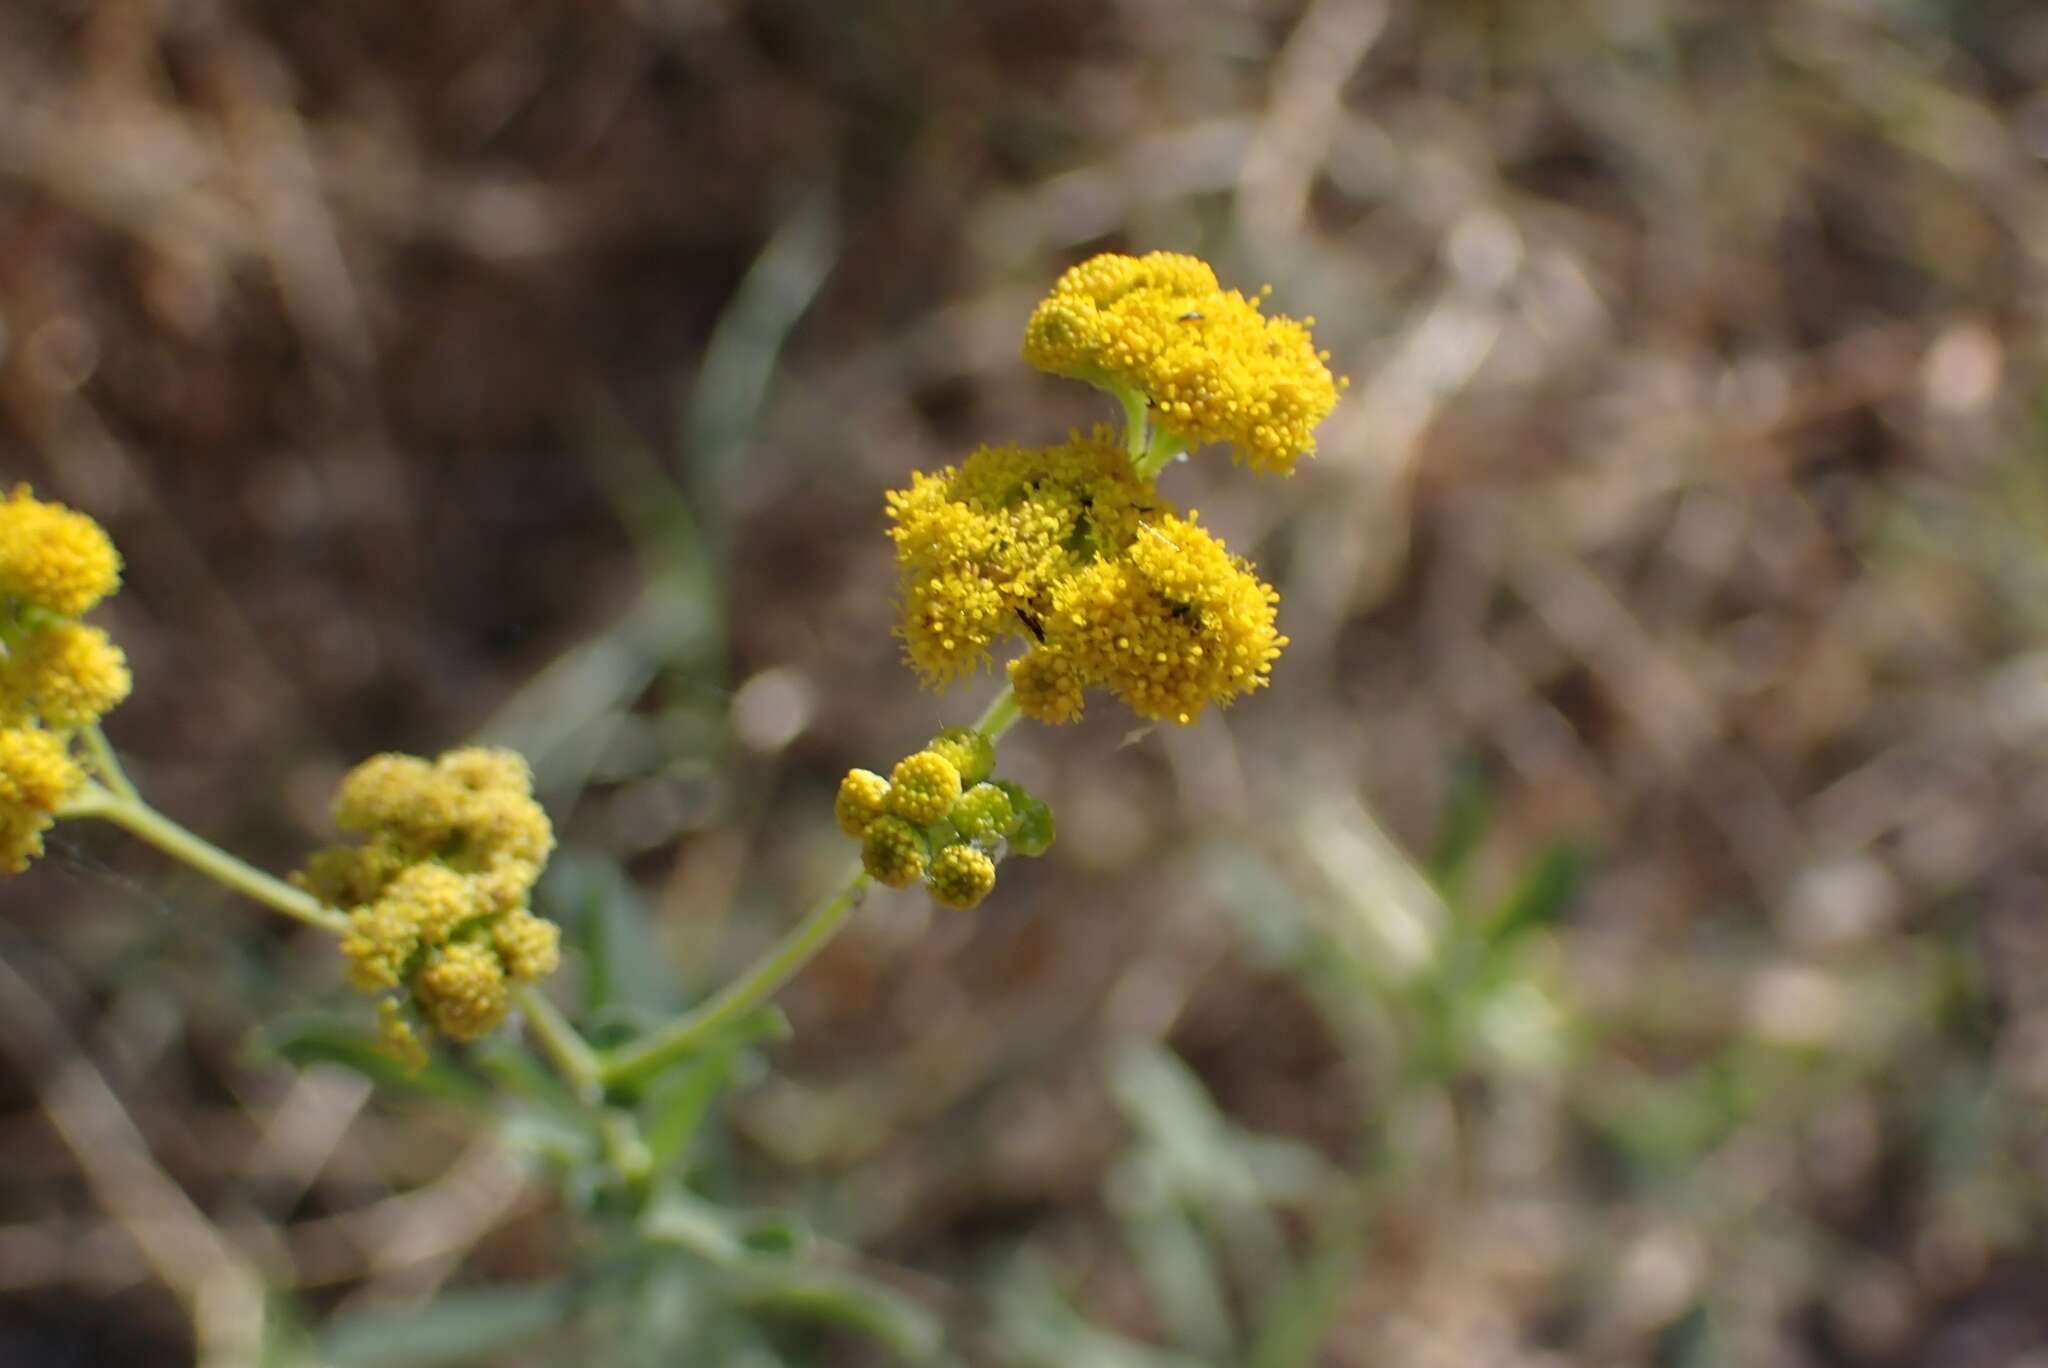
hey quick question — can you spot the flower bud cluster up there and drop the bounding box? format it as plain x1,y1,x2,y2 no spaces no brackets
0,487,131,872
295,747,558,1058
833,728,1052,911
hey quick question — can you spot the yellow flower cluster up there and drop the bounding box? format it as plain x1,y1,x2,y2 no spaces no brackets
832,733,1050,911
889,449,1285,725
886,429,1155,681
296,747,558,1053
0,488,130,872
1023,251,1346,475
1013,512,1285,726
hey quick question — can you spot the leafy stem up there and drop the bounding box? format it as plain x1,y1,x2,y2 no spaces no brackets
598,682,1021,1090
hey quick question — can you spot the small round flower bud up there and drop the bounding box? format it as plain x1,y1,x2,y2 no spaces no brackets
949,783,1014,842
926,727,995,785
886,750,962,826
834,768,891,837
414,941,509,1041
861,815,927,888
926,844,996,911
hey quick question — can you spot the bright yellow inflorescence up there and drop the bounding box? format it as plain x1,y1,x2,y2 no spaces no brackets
886,429,1156,682
845,252,1327,914
0,486,122,618
0,489,131,873
888,452,1285,726
297,746,558,1052
1019,511,1285,726
0,728,82,874
1023,251,1346,476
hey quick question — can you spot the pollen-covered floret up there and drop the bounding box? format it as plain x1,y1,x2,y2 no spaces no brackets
1022,251,1345,475
341,898,419,993
887,750,963,826
414,941,509,1041
492,909,562,983
949,782,1015,842
1006,646,1087,726
339,862,486,993
1014,513,1285,726
886,431,1159,682
0,486,122,617
2,623,131,728
0,726,82,873
834,768,891,838
926,843,997,911
861,815,927,888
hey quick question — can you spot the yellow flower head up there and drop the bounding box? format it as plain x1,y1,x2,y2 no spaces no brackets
834,768,891,838
1022,251,1345,475
0,487,122,618
861,815,927,888
926,843,996,911
322,747,553,899
886,430,1160,682
300,745,559,1047
2,623,132,729
1006,646,1087,726
0,725,82,872
414,941,509,1042
886,750,962,826
1015,512,1285,726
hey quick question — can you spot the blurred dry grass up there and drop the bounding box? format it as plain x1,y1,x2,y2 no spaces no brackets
3,1,2048,1364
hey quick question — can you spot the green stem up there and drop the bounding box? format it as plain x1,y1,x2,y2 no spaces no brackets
972,682,1021,744
81,725,139,802
1134,425,1188,482
58,784,348,935
1116,385,1150,463
600,861,871,1089
513,984,604,1101
598,680,1023,1090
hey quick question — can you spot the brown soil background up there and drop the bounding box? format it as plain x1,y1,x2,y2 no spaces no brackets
3,2,2047,1364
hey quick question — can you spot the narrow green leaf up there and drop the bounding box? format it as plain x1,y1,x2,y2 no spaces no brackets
718,1264,942,1363
642,1051,736,1172
1483,843,1588,948
548,853,681,1025
257,1019,491,1109
320,1282,578,1366
1426,755,1492,897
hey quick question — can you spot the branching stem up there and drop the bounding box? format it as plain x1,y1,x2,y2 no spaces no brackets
58,784,348,935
